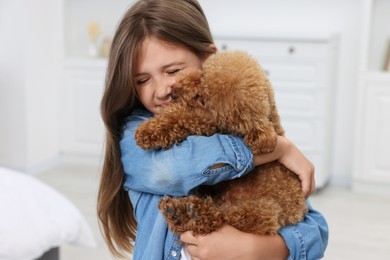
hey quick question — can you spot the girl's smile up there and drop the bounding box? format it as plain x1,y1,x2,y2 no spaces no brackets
135,36,203,114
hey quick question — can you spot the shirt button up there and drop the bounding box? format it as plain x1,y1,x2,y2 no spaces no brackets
171,251,178,257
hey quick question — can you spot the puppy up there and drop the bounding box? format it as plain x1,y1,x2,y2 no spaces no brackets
135,51,307,235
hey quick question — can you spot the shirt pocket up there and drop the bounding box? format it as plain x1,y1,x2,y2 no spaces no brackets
202,163,234,176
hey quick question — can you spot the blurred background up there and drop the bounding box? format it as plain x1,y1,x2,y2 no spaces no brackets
0,0,389,259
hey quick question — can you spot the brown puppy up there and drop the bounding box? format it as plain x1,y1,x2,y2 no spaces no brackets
135,51,307,235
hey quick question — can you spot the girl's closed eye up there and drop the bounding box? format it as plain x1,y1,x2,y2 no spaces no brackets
166,68,182,75
136,77,149,85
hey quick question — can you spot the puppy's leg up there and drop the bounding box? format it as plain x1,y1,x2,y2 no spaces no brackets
135,108,215,150
269,104,285,136
221,198,282,235
244,123,278,154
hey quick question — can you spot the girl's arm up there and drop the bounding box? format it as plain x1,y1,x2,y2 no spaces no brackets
253,136,315,198
122,111,315,198
181,201,328,260
120,113,254,196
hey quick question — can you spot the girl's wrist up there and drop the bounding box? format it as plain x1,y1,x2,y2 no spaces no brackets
276,136,293,161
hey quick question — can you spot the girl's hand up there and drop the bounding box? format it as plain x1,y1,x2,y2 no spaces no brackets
180,225,289,260
277,136,315,198
253,136,315,198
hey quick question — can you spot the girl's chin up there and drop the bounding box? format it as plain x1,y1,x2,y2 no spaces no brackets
151,102,171,114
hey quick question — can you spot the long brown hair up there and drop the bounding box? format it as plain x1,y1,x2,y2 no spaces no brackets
97,0,215,257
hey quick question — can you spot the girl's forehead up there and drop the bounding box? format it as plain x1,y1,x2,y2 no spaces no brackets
136,36,201,72
140,37,181,55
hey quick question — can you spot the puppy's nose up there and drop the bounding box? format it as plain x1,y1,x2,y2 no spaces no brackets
171,89,178,100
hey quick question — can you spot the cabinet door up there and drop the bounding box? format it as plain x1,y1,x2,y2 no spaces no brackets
59,60,106,156
355,75,390,188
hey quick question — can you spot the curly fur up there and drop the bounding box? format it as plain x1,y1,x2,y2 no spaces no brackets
135,50,308,235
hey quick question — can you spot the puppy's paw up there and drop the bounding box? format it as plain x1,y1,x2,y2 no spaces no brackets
158,196,194,234
135,122,174,150
134,126,158,150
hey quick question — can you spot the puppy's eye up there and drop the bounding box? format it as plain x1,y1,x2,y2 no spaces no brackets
171,90,178,100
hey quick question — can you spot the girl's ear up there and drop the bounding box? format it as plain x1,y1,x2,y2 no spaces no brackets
203,43,218,61
209,43,218,52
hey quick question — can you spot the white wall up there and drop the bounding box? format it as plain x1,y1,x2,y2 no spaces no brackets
0,0,61,173
0,0,28,169
200,0,364,185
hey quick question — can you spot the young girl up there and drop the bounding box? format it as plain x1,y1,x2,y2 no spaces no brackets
97,0,328,259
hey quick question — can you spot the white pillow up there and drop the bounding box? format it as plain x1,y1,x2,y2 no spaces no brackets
0,167,96,260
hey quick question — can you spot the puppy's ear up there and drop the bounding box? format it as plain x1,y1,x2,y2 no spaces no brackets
187,69,203,83
189,70,203,88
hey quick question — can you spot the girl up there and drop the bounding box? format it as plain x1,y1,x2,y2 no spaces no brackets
97,0,328,259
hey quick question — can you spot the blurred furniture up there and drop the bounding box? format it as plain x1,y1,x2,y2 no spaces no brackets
353,0,390,195
0,167,96,260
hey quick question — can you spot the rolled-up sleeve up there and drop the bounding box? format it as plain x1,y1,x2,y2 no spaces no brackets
279,200,329,260
120,112,254,196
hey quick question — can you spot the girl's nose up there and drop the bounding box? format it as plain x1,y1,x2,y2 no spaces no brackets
155,77,173,99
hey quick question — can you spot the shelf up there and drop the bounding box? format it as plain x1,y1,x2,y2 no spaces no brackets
63,0,132,58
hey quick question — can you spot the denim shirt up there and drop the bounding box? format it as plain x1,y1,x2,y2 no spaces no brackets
120,109,328,260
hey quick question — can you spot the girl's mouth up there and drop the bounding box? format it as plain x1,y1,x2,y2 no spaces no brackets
160,102,171,107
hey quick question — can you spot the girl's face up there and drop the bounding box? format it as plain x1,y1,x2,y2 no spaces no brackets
135,36,203,114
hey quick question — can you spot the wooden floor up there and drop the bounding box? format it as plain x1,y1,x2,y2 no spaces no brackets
37,163,390,260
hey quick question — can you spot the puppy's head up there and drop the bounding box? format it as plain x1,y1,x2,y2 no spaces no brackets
172,70,206,109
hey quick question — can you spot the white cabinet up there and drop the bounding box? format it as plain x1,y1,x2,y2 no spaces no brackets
58,0,128,161
353,0,390,195
354,73,390,195
62,0,131,58
215,36,338,188
59,59,106,157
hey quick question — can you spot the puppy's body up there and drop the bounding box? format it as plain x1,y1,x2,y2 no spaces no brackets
135,51,307,235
